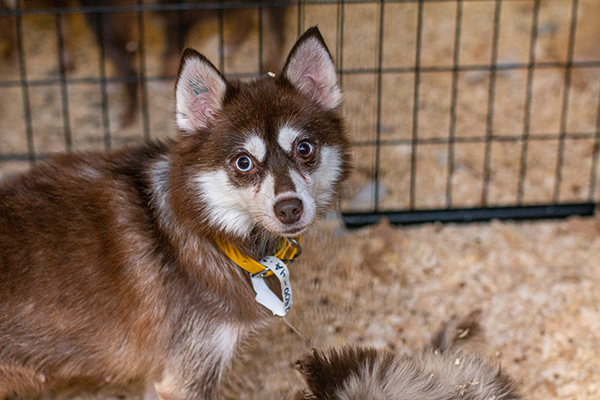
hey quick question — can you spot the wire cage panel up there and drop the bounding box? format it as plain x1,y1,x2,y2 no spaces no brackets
1,0,599,224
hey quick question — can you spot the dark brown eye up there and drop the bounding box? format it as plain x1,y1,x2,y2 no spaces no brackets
296,141,314,159
235,155,253,172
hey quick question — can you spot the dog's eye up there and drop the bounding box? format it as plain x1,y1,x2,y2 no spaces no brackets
296,141,314,159
235,155,253,172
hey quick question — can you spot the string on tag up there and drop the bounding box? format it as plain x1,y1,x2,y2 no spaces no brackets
282,317,303,338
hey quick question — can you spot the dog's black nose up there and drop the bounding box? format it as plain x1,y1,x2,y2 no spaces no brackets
274,198,303,224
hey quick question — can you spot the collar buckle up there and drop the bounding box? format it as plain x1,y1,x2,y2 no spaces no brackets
279,237,302,264
251,238,302,279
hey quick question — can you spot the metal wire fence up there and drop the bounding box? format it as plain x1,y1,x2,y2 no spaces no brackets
1,0,599,225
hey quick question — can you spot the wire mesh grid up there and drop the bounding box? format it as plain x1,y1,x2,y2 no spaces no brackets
1,0,600,224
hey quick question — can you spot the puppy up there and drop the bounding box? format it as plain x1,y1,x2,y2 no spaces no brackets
295,312,521,400
0,27,351,399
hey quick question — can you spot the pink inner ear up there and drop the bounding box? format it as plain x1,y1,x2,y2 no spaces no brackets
284,38,341,110
194,99,214,120
303,75,320,96
176,57,227,132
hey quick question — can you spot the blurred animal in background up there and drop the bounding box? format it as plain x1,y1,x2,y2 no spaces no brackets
0,1,17,60
77,0,288,127
294,311,522,400
85,0,287,127
155,0,287,77
0,0,287,127
0,0,75,70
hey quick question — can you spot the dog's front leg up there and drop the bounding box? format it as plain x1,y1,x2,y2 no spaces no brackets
144,381,162,400
145,364,225,400
146,323,241,400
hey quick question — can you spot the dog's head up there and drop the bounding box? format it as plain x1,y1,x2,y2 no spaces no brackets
169,27,351,241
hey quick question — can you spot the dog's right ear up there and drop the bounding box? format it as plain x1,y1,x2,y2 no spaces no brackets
175,49,227,133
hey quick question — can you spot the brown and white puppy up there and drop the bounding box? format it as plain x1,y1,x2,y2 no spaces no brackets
295,312,521,400
0,27,350,399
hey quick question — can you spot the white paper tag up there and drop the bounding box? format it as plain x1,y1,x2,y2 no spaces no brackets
250,256,292,316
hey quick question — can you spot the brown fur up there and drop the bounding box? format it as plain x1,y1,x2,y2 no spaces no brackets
295,313,521,400
0,2,16,60
0,27,350,400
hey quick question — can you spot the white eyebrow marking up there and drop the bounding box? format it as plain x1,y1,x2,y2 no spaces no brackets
277,126,302,153
243,135,267,162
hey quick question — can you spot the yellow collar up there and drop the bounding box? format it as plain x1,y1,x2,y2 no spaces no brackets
217,237,301,277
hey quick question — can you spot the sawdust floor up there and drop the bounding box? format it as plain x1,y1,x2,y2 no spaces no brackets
225,216,600,400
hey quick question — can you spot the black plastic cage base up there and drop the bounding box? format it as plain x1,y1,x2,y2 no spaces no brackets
342,202,596,229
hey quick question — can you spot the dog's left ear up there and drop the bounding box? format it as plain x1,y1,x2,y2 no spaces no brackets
175,49,227,133
282,27,341,110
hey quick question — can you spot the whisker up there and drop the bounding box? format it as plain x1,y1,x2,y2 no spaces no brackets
261,192,275,201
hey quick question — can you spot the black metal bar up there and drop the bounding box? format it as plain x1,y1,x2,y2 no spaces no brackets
0,154,46,162
351,130,600,147
342,202,596,228
0,0,578,18
176,1,185,57
5,128,599,166
409,0,424,209
14,0,35,166
0,141,144,162
218,0,225,72
590,85,600,203
336,0,345,86
258,6,264,72
481,0,501,206
335,0,345,211
54,0,72,152
553,0,579,203
0,73,258,89
96,12,112,151
0,1,294,17
589,62,600,203
445,0,462,208
297,0,304,38
136,0,150,141
517,0,540,205
5,60,600,89
373,0,385,211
